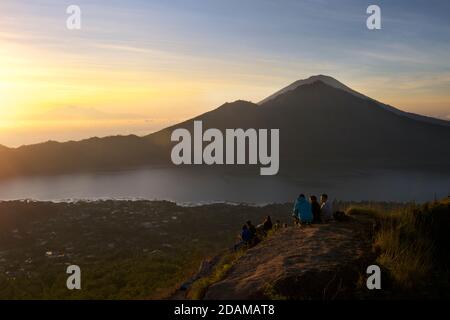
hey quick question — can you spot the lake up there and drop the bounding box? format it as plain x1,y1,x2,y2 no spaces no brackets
0,167,448,204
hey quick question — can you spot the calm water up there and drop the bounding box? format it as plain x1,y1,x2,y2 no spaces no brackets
0,168,448,204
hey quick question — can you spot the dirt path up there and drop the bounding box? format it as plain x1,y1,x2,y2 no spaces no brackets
204,218,374,299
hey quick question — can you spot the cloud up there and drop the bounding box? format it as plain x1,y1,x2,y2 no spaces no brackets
28,106,145,121
93,43,155,54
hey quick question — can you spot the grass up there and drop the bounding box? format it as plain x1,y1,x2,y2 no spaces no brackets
187,249,245,300
187,225,282,300
347,198,450,297
263,283,288,300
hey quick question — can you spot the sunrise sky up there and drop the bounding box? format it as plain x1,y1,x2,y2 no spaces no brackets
1,0,450,147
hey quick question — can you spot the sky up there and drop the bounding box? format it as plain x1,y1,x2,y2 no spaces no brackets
1,0,450,147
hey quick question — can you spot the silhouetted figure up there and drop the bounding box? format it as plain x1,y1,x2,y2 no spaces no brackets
320,194,333,222
310,195,322,224
234,224,252,251
246,220,257,239
293,194,313,225
263,215,273,231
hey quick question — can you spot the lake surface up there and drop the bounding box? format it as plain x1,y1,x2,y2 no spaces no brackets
0,167,448,204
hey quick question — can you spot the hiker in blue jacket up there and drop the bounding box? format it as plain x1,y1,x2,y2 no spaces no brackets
234,225,252,251
293,194,313,225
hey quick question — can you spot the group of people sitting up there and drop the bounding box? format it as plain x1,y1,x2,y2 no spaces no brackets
293,193,333,225
235,216,282,250
234,193,334,251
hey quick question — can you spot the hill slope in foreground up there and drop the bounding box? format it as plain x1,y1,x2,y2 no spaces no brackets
179,198,450,300
204,219,373,300
176,217,375,300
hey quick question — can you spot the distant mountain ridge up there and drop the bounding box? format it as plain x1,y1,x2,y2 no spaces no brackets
35,106,144,121
1,76,449,179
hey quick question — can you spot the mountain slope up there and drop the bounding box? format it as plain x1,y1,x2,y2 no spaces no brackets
1,77,449,179
256,81,450,170
148,80,450,172
259,75,450,127
258,75,369,104
0,135,168,178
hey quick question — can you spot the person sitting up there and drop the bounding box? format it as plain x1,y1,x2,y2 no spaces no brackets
246,220,257,238
320,194,333,222
234,225,252,251
246,220,259,245
263,215,273,231
310,195,322,224
293,194,313,225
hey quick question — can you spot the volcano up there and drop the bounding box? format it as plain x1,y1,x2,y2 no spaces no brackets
1,76,449,179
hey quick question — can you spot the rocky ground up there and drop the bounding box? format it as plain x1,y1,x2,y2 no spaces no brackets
204,217,375,300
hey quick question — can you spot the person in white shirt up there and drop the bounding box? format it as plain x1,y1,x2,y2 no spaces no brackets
320,194,333,222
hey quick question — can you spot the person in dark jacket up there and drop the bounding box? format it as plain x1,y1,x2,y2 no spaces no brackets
246,220,259,245
241,225,252,243
246,220,257,238
310,195,322,224
309,196,322,223
234,225,252,251
263,215,273,231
